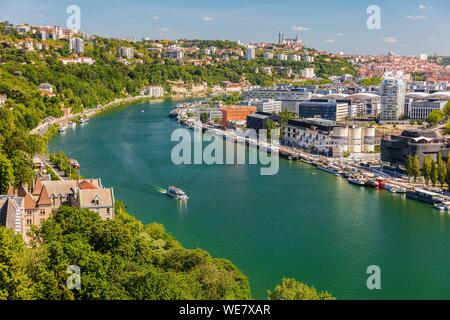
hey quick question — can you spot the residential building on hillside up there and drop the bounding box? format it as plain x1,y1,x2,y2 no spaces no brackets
69,37,84,54
142,86,165,97
245,46,256,60
119,47,134,59
0,178,115,241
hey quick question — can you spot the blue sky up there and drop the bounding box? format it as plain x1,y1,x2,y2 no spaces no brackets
1,0,449,55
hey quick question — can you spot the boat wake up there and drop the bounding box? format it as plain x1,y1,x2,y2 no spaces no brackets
156,187,167,194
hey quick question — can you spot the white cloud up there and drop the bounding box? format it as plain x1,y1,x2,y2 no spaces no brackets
324,39,335,43
335,33,343,37
419,4,427,9
406,15,426,20
152,16,160,20
291,25,311,32
161,27,171,32
384,36,398,43
203,17,214,21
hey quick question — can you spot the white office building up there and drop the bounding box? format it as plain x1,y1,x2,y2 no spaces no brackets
409,100,447,120
245,99,282,113
284,118,376,156
380,71,406,122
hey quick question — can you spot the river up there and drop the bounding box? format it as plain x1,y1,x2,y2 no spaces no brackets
49,100,450,299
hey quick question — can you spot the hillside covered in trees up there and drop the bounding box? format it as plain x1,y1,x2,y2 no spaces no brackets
0,203,252,300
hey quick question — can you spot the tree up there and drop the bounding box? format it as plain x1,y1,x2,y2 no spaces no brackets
437,153,447,189
445,122,450,135
426,109,444,127
200,113,209,124
0,153,14,194
11,151,35,188
412,155,421,182
265,118,276,140
444,101,450,118
279,110,295,137
0,228,35,300
431,160,438,186
406,155,414,179
422,156,432,186
268,278,335,300
446,152,450,191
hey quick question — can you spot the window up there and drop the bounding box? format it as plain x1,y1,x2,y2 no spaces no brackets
40,209,46,216
26,219,32,226
106,208,111,215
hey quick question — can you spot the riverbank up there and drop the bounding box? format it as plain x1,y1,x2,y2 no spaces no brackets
172,104,450,212
30,95,166,136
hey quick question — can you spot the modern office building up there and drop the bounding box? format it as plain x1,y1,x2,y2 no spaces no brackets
246,112,280,133
408,100,447,120
243,87,312,113
380,71,406,122
284,118,376,156
297,101,349,122
243,99,282,113
220,106,257,127
381,130,450,167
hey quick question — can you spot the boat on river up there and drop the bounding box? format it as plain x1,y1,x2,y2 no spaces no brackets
166,186,189,200
348,176,366,186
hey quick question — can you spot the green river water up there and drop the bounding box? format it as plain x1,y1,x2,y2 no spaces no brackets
49,100,450,299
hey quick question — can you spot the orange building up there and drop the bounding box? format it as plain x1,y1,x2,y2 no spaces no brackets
220,106,257,127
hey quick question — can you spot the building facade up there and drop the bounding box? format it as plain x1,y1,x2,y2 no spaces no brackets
381,130,450,167
297,101,349,122
380,71,406,122
220,106,257,127
0,178,115,241
69,37,84,54
284,118,376,157
142,86,165,97
408,100,447,120
246,112,280,133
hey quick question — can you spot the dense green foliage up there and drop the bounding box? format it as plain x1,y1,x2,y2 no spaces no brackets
426,109,444,127
0,153,14,193
268,278,335,300
359,77,382,86
0,204,252,300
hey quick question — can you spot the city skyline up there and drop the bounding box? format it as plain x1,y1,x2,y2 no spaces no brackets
1,0,449,56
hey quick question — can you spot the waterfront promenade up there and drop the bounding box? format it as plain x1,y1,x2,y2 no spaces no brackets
30,95,162,136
